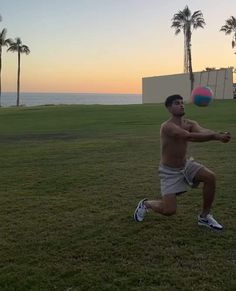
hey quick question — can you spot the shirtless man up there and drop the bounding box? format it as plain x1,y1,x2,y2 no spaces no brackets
134,94,231,230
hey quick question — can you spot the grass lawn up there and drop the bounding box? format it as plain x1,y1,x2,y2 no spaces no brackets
0,100,235,290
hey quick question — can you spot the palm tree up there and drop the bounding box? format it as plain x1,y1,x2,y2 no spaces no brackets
171,6,205,91
7,37,30,106
220,16,236,54
0,28,11,106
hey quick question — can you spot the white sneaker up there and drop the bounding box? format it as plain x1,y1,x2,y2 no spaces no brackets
134,198,148,222
198,214,223,230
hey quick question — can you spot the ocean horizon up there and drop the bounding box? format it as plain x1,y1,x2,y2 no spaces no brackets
0,92,142,107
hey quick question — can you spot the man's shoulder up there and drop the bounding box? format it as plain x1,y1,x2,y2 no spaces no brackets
161,120,171,129
184,118,197,125
161,120,177,132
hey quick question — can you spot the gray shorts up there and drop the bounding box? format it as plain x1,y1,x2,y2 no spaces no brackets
159,158,204,196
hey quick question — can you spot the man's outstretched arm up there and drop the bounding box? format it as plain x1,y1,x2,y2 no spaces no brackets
163,122,231,143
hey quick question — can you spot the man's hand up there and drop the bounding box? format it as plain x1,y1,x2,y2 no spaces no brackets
217,132,231,143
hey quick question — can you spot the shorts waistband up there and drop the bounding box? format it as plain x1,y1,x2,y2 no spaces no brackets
160,158,194,171
159,164,184,171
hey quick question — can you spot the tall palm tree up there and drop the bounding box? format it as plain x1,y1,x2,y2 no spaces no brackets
220,16,236,54
0,28,11,106
7,37,30,106
171,6,205,91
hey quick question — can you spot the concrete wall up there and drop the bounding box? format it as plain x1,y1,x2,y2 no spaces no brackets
142,68,234,103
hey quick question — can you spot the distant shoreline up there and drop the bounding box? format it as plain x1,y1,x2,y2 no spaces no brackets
1,92,142,107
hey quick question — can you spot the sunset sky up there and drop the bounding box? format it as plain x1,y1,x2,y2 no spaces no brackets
1,0,236,93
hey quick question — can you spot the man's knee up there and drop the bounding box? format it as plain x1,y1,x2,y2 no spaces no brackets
196,168,216,184
161,194,177,216
204,170,216,184
162,207,176,216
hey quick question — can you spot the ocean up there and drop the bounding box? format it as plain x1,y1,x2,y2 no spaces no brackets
1,92,142,107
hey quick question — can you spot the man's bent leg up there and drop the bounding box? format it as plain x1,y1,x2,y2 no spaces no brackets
193,167,223,230
144,194,177,216
194,167,216,217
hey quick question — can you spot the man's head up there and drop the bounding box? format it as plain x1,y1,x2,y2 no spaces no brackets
165,94,185,117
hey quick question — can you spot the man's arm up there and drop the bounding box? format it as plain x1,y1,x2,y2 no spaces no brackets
189,120,217,134
189,120,231,142
163,122,231,143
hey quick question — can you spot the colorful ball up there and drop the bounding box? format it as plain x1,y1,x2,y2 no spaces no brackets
190,86,213,107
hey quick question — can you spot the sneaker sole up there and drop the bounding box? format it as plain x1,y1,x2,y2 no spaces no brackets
198,221,223,230
133,212,141,222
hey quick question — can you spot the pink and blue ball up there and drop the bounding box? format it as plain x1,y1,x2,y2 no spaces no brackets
191,86,213,106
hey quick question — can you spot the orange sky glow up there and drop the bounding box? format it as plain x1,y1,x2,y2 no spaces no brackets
1,0,236,94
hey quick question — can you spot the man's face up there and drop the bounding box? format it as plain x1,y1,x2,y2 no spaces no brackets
169,99,185,116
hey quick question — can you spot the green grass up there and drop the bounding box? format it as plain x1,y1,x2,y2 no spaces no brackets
0,100,235,290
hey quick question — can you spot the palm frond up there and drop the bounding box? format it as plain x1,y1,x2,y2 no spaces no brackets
7,46,17,53
15,37,22,44
177,12,186,21
192,10,203,19
6,38,13,44
0,28,7,39
225,16,236,27
183,5,191,19
174,28,181,35
0,29,12,47
21,45,30,54
220,25,231,34
193,20,205,30
171,21,182,29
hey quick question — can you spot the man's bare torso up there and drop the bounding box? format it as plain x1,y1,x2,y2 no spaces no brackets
160,118,192,168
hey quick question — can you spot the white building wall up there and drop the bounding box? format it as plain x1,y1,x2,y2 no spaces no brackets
142,68,233,103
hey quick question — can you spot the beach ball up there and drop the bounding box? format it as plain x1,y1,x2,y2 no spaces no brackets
190,86,213,107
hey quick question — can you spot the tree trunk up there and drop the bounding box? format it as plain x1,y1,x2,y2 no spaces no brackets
187,31,194,92
184,33,188,73
17,50,20,107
